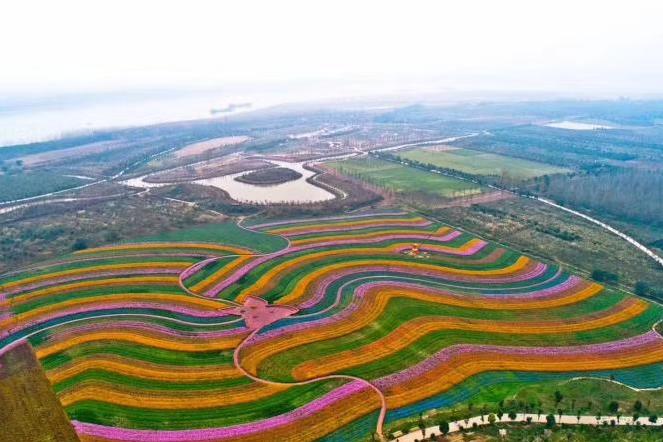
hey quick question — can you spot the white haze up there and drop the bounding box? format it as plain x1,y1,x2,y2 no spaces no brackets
1,0,663,97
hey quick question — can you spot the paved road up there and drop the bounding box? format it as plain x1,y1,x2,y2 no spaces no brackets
392,412,663,441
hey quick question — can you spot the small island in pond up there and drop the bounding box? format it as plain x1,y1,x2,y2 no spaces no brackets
234,167,303,185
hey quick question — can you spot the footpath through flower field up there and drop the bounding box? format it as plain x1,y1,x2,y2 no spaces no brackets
1,212,662,441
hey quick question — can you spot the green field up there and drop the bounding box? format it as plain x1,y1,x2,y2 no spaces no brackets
327,157,482,198
398,147,570,180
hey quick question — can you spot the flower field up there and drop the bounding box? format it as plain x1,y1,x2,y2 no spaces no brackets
1,212,662,441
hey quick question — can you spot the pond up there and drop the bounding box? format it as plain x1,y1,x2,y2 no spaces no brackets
121,160,336,204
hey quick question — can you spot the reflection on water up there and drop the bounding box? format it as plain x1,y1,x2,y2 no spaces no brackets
121,160,335,204
544,121,614,131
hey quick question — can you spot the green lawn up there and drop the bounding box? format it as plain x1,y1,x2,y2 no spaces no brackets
327,157,482,198
131,222,288,253
398,147,570,180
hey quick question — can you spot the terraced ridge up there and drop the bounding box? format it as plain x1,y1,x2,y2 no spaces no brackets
1,212,662,441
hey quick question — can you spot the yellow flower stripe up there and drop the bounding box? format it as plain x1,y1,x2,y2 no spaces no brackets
47,355,242,385
58,381,290,409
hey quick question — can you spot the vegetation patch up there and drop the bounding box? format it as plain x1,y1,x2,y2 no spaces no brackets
398,146,569,180
234,167,303,185
327,157,482,198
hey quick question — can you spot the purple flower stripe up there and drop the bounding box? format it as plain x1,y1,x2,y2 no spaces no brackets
72,380,369,441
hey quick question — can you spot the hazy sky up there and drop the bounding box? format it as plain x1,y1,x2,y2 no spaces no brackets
2,0,663,97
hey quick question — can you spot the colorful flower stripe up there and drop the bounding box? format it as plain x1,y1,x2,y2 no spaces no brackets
189,256,255,293
36,328,248,359
71,380,378,441
3,268,183,298
378,331,663,408
290,297,649,379
6,291,229,328
59,379,292,409
2,262,190,292
201,233,473,298
249,276,600,349
270,257,546,306
239,280,604,377
228,248,533,304
1,213,661,441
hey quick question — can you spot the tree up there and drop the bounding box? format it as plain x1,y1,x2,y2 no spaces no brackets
508,411,517,421
608,401,619,413
488,414,496,425
648,415,658,424
438,420,449,435
634,400,643,413
546,414,556,428
554,390,564,405
72,238,88,251
635,281,651,296
591,269,619,284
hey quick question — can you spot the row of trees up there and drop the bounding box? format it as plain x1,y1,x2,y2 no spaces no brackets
538,168,663,225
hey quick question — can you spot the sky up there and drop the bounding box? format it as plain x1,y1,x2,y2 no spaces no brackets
2,0,663,98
